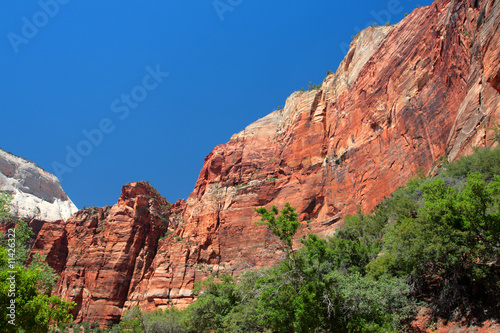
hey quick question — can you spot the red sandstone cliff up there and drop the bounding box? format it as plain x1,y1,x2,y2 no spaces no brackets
30,0,500,325
31,182,171,323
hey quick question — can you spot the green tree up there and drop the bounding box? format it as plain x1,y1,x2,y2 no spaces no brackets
117,306,146,332
369,172,500,317
0,248,75,332
254,203,311,331
441,146,500,182
146,308,186,333
222,270,265,332
182,275,240,332
328,210,385,276
254,203,417,332
331,271,413,332
254,203,300,254
0,192,74,332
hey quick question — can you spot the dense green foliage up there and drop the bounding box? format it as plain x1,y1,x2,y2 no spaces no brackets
368,173,500,318
117,203,416,332
0,193,74,332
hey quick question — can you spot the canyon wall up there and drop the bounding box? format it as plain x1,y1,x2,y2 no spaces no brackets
30,0,500,325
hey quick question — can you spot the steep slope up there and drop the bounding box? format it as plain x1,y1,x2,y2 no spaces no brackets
31,0,500,325
30,182,171,323
166,0,500,287
0,148,77,221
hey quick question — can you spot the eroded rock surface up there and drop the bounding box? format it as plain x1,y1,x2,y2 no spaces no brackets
31,0,500,325
0,148,77,221
31,182,170,323
177,0,500,282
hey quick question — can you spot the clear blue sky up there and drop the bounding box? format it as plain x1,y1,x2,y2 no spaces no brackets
0,0,432,208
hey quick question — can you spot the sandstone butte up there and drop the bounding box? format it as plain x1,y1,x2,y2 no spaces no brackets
28,0,500,329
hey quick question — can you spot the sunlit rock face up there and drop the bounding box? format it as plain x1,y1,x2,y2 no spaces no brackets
30,182,173,324
0,148,77,221
31,0,500,326
180,0,500,279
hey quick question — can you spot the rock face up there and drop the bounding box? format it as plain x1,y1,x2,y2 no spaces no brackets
176,0,500,280
0,148,77,221
31,0,500,325
30,182,171,323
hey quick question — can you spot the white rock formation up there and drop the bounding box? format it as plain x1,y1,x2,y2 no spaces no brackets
0,148,78,221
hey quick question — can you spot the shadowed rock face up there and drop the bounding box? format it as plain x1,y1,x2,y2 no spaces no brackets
0,148,78,221
30,0,500,325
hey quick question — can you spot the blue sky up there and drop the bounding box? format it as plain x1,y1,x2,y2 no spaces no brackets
0,0,432,208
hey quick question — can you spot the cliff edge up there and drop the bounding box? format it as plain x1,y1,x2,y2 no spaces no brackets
0,148,78,221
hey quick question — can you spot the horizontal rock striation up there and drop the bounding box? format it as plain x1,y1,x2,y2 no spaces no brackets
178,0,500,280
31,0,500,325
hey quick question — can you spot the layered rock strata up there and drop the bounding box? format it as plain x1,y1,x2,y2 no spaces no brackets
30,182,171,323
0,148,77,221
31,0,500,325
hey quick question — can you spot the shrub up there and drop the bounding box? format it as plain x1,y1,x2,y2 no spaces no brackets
307,81,322,91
